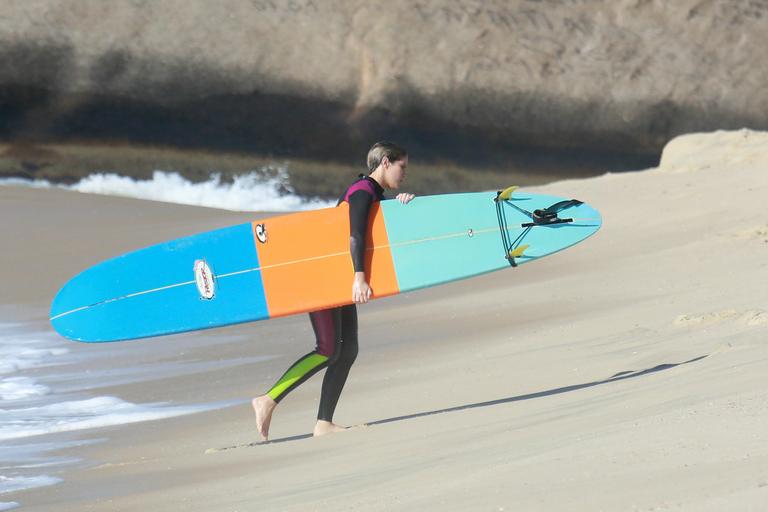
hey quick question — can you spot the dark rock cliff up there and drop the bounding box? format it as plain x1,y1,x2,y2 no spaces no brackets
1,0,766,171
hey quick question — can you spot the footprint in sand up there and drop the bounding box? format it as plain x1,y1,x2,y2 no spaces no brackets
674,309,768,327
733,225,768,243
740,310,768,326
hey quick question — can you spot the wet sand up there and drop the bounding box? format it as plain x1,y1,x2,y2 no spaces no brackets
3,130,768,510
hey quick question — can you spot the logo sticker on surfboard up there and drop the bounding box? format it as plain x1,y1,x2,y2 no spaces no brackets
194,260,216,300
255,224,268,243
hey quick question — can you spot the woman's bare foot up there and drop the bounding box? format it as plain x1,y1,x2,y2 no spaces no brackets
313,420,348,437
252,395,277,441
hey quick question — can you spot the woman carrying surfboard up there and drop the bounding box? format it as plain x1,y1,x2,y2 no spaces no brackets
252,141,414,440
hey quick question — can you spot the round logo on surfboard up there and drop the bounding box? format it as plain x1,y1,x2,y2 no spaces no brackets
194,260,216,300
255,224,268,244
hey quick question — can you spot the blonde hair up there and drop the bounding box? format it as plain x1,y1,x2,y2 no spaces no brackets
366,141,407,172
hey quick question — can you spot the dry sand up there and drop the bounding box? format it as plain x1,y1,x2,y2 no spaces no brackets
2,129,767,511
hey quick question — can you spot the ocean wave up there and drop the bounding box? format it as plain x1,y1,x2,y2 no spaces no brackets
0,322,237,501
0,396,216,442
0,169,334,212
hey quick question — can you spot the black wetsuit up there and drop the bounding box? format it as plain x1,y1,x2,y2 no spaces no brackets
264,175,384,421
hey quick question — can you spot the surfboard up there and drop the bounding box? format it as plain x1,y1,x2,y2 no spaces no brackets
50,187,601,342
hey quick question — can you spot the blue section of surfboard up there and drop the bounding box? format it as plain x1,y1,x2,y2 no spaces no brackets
50,223,270,341
50,188,601,342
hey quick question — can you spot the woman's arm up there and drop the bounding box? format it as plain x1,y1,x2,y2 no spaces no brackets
348,190,415,303
348,190,374,303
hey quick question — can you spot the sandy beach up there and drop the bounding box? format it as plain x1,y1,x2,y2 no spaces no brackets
2,130,767,511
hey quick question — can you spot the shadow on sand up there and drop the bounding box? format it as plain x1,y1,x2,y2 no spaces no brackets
211,354,707,450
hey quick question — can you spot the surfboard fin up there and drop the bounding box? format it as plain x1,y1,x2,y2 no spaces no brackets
507,244,529,267
508,244,529,258
495,186,518,202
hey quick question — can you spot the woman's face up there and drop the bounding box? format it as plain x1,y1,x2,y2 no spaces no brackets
384,156,408,189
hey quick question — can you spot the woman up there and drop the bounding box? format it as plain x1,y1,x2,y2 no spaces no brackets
252,141,414,440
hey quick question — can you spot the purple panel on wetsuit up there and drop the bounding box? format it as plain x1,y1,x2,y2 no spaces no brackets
343,180,376,203
310,309,336,356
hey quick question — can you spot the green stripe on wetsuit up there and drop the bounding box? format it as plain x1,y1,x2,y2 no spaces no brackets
267,353,329,401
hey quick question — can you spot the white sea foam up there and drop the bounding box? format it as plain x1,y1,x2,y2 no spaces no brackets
0,169,334,212
0,329,68,421
0,501,19,511
0,345,69,376
0,475,61,495
0,378,50,401
0,322,240,502
0,395,214,441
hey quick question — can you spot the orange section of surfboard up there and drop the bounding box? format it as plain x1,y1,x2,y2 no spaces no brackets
252,202,399,317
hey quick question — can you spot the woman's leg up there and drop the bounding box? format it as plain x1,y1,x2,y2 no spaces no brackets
267,309,341,402
252,308,341,440
316,304,359,424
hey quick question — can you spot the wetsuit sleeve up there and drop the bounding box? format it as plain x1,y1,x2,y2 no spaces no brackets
347,189,373,272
